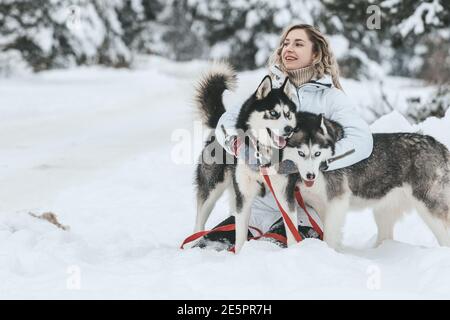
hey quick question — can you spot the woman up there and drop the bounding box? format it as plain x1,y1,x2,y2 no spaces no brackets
197,24,373,250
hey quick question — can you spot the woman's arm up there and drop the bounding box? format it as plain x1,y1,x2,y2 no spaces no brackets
214,104,241,155
324,88,373,171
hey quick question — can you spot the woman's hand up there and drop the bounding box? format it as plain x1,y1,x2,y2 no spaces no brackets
228,136,243,157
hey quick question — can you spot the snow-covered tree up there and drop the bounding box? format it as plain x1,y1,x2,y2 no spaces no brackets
153,0,206,61
116,0,164,54
184,0,323,70
0,0,142,73
393,0,449,83
0,0,448,84
322,0,450,80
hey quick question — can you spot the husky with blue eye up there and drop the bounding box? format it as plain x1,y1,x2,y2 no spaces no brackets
193,63,299,253
283,111,450,249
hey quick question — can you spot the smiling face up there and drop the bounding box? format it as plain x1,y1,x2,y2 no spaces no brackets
281,28,316,70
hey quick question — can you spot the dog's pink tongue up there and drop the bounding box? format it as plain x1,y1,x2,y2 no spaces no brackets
304,180,315,187
275,135,287,148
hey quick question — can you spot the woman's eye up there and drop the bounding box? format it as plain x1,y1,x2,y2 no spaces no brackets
314,152,321,157
298,151,305,157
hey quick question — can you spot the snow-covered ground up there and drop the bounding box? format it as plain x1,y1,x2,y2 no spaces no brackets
0,56,449,299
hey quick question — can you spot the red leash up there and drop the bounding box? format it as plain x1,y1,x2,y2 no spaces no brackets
181,171,323,250
180,224,235,249
180,225,264,251
260,167,303,243
294,186,323,239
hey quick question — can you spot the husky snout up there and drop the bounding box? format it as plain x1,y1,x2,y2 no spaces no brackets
284,125,294,136
303,173,316,187
306,173,316,180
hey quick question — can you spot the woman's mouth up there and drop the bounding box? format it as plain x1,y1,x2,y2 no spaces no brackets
285,55,297,61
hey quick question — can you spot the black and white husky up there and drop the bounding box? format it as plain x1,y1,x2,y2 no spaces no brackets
283,111,450,249
193,63,299,253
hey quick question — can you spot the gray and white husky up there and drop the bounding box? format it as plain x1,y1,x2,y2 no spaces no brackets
283,111,450,249
193,63,299,253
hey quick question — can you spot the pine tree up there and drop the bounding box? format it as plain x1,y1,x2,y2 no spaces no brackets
185,0,323,70
0,0,134,72
157,0,206,61
322,0,450,79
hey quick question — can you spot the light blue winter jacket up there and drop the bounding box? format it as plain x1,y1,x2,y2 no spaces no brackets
215,65,373,171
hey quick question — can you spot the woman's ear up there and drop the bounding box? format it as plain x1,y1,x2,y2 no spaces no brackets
312,50,322,64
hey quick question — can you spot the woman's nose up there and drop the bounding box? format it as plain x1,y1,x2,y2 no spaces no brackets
285,44,294,51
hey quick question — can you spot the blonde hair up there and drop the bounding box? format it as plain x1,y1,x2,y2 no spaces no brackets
268,24,343,90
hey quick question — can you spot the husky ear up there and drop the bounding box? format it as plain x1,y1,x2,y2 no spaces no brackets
326,119,345,141
319,113,328,136
281,78,296,100
320,114,344,142
255,75,272,100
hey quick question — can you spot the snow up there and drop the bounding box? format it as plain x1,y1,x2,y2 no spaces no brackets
370,111,415,133
31,27,54,54
340,76,437,123
210,42,232,60
1,56,450,299
254,33,279,66
273,8,292,28
0,50,31,77
245,10,261,29
328,35,349,60
398,0,444,37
